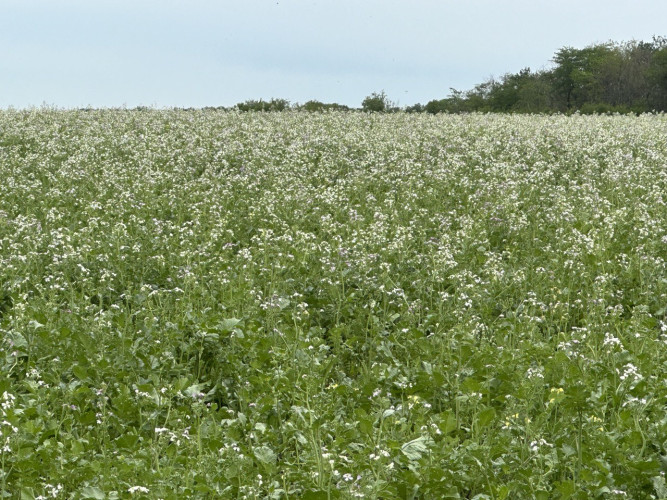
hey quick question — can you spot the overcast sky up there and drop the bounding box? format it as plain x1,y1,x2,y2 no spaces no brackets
2,0,666,109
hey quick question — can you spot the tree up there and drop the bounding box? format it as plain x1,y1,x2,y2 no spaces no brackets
405,103,425,113
647,45,667,109
425,99,450,114
464,81,494,111
301,100,327,112
299,100,350,112
551,43,632,111
485,69,552,112
236,98,290,112
361,91,391,112
551,46,590,110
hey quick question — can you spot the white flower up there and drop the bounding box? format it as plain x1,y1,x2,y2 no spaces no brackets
128,486,150,494
603,332,621,347
618,363,643,382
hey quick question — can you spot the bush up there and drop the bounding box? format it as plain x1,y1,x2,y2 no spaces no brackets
362,91,390,112
237,98,290,112
425,99,452,114
405,103,425,113
299,101,351,112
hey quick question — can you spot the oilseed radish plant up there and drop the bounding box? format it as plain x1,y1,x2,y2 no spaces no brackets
1,108,667,498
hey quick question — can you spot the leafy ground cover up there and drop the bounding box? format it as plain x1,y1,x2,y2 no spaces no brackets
0,109,666,498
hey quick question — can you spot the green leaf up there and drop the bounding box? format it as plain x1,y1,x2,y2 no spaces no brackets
495,485,510,500
70,439,86,456
660,454,667,472
653,475,667,498
219,318,241,331
254,422,267,434
555,480,576,498
72,365,89,380
359,417,374,436
28,319,45,330
477,407,496,428
7,331,27,349
20,488,35,500
437,486,461,498
295,432,308,445
115,433,139,451
80,486,106,499
382,408,396,419
254,445,277,464
276,297,290,310
184,383,207,398
401,436,433,461
302,491,329,500
439,410,458,435
561,444,576,457
629,459,659,473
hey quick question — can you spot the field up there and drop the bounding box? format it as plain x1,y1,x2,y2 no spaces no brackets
1,109,667,498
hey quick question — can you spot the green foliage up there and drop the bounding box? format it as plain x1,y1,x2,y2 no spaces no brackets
404,103,425,113
421,36,667,114
0,289,12,319
425,98,451,114
190,36,667,116
1,109,667,497
485,68,553,113
236,98,290,112
647,43,667,109
361,91,397,112
299,100,350,112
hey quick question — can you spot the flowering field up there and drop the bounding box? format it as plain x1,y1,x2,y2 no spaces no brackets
1,109,667,498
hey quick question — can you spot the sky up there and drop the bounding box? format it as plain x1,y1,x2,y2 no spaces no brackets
2,0,667,109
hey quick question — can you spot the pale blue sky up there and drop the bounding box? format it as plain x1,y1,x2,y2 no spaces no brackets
2,0,666,109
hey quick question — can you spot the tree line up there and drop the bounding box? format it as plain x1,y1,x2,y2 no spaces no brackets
234,37,667,115
420,37,667,114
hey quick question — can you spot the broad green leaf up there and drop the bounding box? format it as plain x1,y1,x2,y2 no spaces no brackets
276,297,290,309
477,407,496,428
295,432,308,445
359,417,374,436
561,444,576,457
7,331,28,349
219,318,241,331
115,433,138,451
28,319,44,330
184,383,207,398
653,475,667,498
401,436,433,461
80,486,105,499
439,410,458,435
555,480,576,498
254,422,267,434
254,445,277,464
20,488,35,500
629,459,659,472
72,365,88,380
382,408,396,419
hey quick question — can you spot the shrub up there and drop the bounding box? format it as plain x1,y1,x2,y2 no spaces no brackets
362,91,390,112
236,98,290,112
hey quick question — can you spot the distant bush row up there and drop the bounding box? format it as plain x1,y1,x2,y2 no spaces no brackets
236,98,352,113
232,36,667,115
